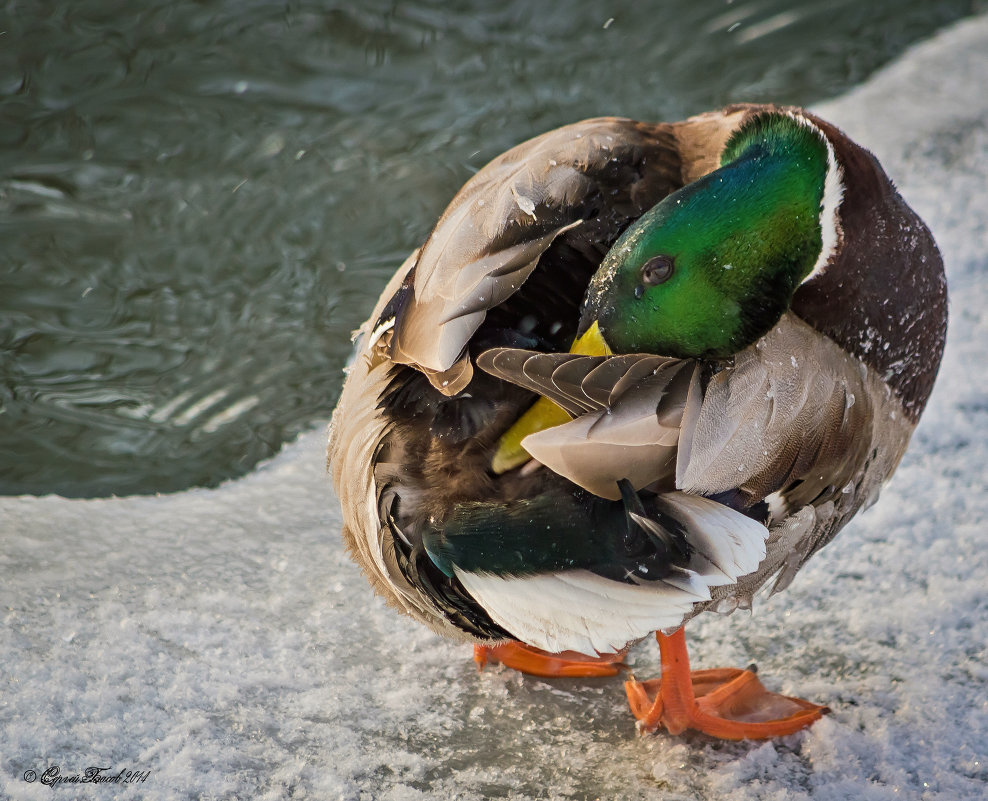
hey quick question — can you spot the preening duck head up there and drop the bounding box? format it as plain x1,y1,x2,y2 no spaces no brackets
583,112,841,359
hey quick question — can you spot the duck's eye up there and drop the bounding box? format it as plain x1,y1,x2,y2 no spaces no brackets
641,255,674,286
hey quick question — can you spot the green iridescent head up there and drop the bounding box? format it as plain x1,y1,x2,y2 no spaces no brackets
583,113,836,358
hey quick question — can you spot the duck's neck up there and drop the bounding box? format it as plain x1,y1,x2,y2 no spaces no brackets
789,115,946,422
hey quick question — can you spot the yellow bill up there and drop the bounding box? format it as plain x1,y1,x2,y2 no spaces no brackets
491,321,611,474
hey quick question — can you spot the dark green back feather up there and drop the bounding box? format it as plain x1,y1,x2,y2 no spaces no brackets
424,480,693,584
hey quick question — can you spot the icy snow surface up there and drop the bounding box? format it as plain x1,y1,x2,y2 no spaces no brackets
3,15,987,801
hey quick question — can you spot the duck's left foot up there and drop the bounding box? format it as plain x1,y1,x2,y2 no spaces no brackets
624,629,828,740
474,641,626,678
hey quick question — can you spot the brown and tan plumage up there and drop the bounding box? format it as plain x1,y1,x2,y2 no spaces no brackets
328,104,947,738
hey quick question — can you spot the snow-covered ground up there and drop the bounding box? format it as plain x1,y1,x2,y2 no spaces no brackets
2,15,987,801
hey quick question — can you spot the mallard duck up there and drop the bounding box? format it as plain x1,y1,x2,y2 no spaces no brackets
328,104,947,739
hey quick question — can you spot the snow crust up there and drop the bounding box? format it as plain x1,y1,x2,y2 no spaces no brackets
3,15,987,800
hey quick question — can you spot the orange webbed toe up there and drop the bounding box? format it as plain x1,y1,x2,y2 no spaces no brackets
625,629,828,740
474,641,627,678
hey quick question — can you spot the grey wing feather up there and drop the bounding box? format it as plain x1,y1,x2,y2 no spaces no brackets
679,312,916,613
476,349,683,416
678,313,876,511
476,349,698,499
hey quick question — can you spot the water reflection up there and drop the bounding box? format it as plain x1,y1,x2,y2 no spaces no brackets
0,0,978,495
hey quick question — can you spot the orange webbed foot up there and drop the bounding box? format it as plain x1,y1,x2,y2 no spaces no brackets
625,629,828,740
474,641,627,678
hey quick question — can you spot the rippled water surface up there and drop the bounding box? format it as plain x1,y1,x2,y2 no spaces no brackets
0,0,979,496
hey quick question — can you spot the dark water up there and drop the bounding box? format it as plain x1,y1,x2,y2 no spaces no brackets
0,0,979,497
